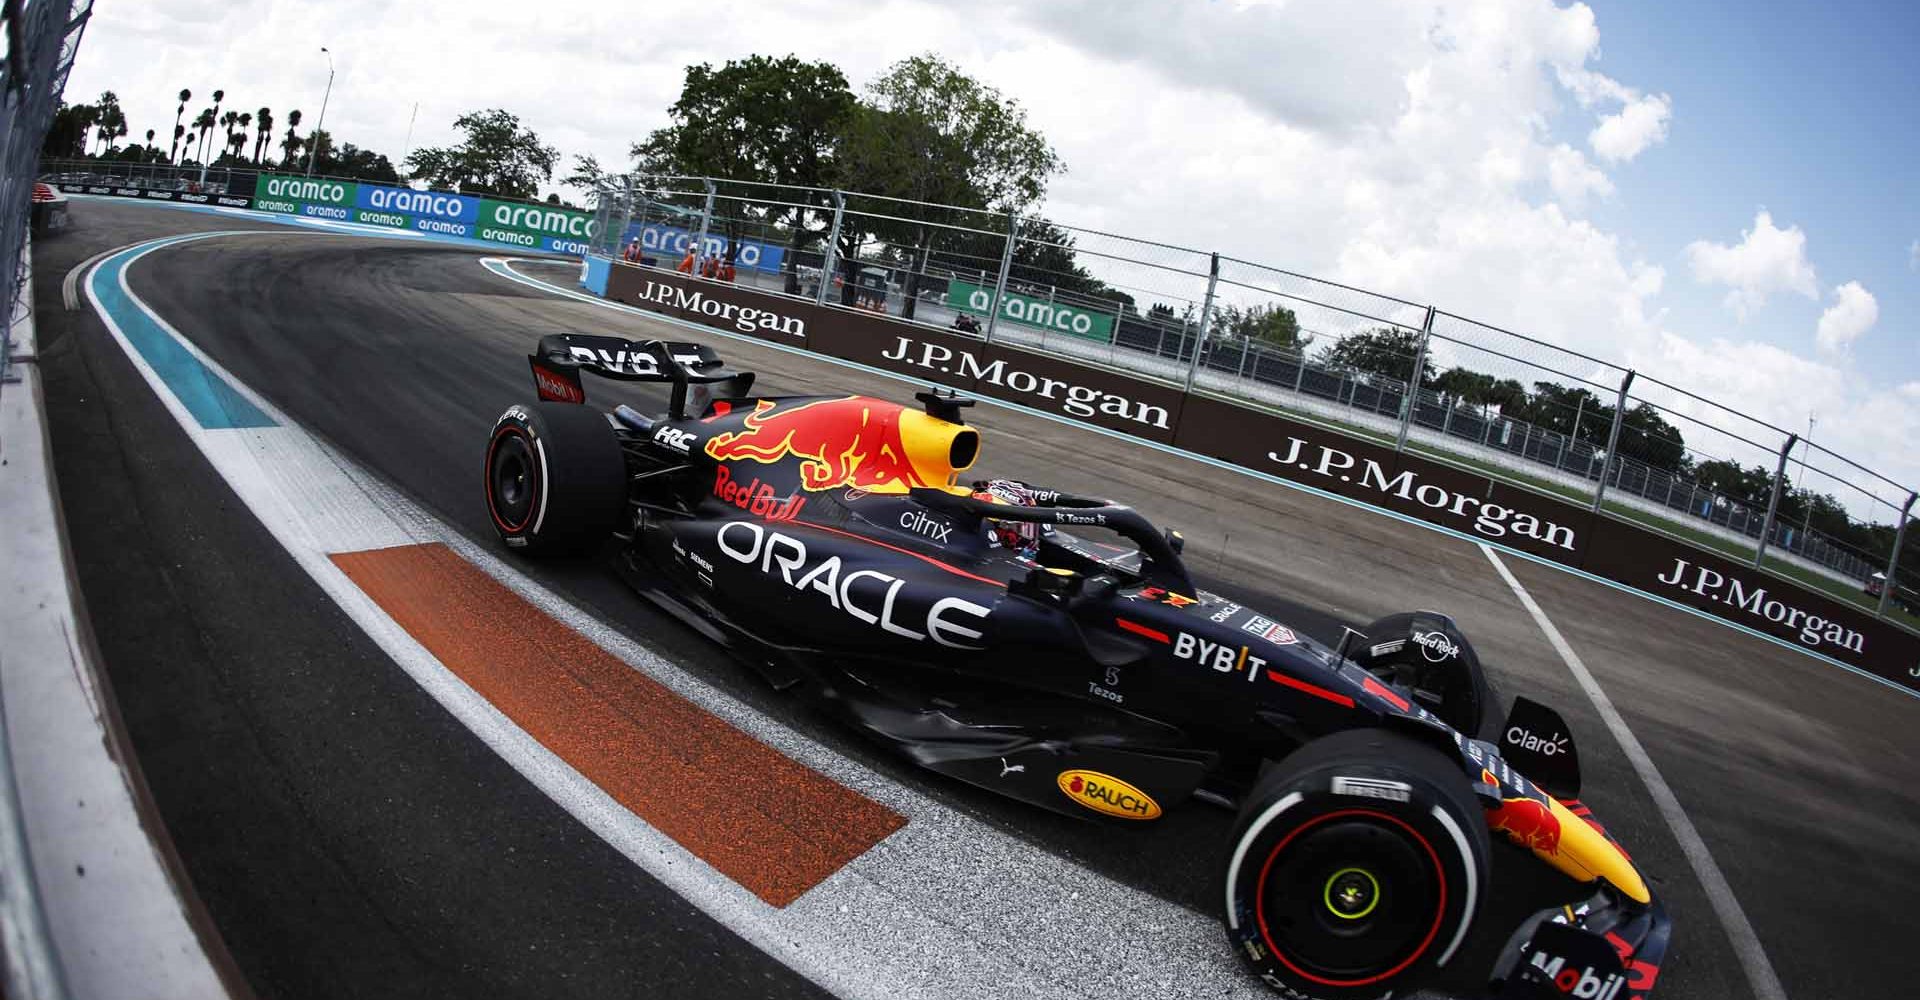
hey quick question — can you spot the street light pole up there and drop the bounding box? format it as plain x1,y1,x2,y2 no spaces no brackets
304,47,335,176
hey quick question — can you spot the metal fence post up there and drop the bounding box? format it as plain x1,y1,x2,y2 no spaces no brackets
635,183,653,252
1753,432,1800,569
983,209,1017,345
1184,253,1220,392
694,177,716,264
1590,370,1636,513
815,189,844,306
1876,492,1916,617
1395,306,1435,453
614,192,634,260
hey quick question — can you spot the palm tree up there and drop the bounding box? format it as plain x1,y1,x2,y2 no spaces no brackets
92,90,125,155
253,106,272,164
219,110,239,163
145,128,156,158
207,88,225,160
191,107,215,164
170,88,190,161
196,89,224,163
280,109,302,167
231,112,252,160
95,105,127,155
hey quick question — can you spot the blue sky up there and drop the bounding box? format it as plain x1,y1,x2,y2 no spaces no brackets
1584,0,1917,386
64,0,1920,508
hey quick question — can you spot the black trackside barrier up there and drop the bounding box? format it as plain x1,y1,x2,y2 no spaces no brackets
593,258,1920,695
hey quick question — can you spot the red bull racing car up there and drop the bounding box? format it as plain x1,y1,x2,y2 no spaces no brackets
482,334,1672,1000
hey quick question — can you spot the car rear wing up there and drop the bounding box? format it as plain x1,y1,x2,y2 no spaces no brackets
528,333,756,419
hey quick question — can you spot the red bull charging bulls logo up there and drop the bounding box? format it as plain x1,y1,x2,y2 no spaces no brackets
1489,795,1562,855
704,397,971,493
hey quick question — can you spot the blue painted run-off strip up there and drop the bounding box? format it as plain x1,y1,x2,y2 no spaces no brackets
90,238,276,430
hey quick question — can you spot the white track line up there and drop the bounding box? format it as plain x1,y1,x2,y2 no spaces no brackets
1479,543,1787,1000
91,232,1280,1000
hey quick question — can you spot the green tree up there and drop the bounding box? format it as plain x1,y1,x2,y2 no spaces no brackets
1611,402,1687,472
561,153,612,194
329,142,399,183
405,108,557,199
43,101,94,158
303,129,335,171
632,56,858,291
1214,302,1308,351
1314,327,1432,387
1692,459,1773,507
829,54,1062,314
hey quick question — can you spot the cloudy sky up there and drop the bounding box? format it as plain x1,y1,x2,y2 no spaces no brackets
69,0,1919,516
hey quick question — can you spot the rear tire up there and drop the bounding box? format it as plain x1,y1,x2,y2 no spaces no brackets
1223,730,1490,999
483,402,626,556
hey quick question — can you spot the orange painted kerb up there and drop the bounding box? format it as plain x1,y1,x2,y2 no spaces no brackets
331,542,905,907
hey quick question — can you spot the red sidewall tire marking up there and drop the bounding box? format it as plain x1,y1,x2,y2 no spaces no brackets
485,424,539,533
1253,807,1448,989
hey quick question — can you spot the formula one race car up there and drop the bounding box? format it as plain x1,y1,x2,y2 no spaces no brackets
482,334,1672,1000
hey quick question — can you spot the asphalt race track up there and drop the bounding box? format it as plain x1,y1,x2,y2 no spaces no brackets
32,198,1920,999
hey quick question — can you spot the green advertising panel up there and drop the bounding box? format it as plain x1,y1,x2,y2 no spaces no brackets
949,278,1115,342
251,172,358,221
473,199,598,254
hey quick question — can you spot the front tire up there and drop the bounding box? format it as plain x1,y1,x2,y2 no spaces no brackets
1224,730,1489,999
483,402,626,555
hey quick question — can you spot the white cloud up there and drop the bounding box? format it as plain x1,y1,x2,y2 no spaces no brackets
1623,334,1920,515
1589,91,1672,163
59,0,1916,508
1683,210,1819,319
1545,143,1614,208
1815,281,1877,354
1909,239,1918,272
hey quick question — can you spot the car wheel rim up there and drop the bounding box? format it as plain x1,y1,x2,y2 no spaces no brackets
1323,867,1381,920
1255,810,1446,987
487,430,537,531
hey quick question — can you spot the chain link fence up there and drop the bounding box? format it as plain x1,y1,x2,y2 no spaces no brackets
587,172,1916,627
38,155,255,195
1,2,88,389
3,5,97,998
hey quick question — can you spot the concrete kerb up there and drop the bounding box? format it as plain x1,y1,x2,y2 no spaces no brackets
488,257,1920,703
0,240,235,1000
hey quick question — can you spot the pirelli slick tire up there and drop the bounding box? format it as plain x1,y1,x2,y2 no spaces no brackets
1224,730,1489,1000
483,402,627,556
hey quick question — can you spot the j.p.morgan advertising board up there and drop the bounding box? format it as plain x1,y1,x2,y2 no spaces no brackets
598,255,1920,692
